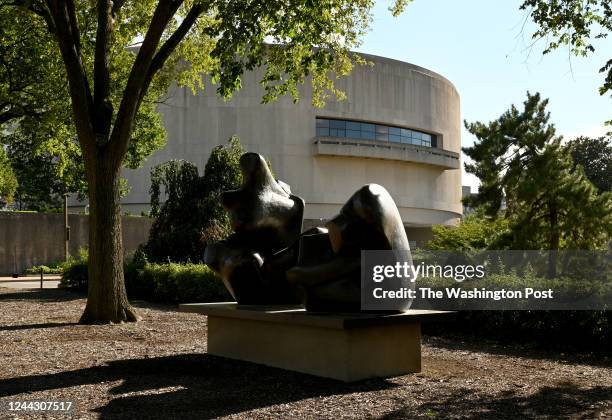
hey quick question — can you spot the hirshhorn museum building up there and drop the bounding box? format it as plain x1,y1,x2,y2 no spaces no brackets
73,52,462,246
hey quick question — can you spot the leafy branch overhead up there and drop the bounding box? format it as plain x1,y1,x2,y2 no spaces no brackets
0,4,166,201
521,0,612,124
1,0,408,204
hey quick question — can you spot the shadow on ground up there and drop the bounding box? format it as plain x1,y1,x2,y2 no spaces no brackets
0,354,396,418
0,353,609,419
0,288,82,302
381,383,612,419
0,322,78,332
423,335,612,369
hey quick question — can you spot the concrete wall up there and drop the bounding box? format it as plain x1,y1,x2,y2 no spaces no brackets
0,212,153,275
71,52,462,230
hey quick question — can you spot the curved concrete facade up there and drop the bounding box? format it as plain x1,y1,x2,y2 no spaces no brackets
81,53,462,235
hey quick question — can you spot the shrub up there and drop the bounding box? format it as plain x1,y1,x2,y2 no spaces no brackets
137,262,230,303
124,248,153,298
416,272,612,351
24,261,63,275
59,248,89,291
427,211,510,251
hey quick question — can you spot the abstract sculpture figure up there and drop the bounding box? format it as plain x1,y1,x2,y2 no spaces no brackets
288,184,412,312
205,152,412,312
204,152,304,304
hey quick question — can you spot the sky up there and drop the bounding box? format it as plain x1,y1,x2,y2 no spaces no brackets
356,0,611,191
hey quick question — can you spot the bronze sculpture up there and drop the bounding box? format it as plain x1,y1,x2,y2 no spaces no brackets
205,152,412,312
204,152,304,304
288,184,412,312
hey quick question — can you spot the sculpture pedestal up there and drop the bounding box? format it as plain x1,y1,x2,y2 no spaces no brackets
179,302,452,382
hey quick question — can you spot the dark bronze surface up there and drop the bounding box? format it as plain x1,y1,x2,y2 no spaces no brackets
288,184,412,312
204,153,303,304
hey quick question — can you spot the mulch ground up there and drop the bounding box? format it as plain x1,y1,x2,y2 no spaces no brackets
0,287,610,419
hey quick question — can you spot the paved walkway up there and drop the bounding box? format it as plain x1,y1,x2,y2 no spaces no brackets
0,275,60,289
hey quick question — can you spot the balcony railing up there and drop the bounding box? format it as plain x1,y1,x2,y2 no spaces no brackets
313,137,460,170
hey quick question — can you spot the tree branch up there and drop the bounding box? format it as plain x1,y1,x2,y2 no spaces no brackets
65,0,80,53
0,108,24,125
108,0,185,168
139,2,204,105
93,0,113,138
45,0,94,152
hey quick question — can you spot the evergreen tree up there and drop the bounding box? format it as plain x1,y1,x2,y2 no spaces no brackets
464,92,612,276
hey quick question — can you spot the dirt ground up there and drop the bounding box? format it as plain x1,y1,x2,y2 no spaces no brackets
0,287,610,419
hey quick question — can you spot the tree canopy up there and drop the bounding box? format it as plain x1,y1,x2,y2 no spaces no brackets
0,4,167,208
0,6,64,126
0,146,17,206
568,136,612,193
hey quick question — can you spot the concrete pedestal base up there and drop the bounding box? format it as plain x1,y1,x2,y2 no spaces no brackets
180,303,452,382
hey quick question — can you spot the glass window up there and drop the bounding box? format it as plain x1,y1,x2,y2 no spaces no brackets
346,121,361,131
376,133,388,141
401,128,411,137
330,128,345,137
412,132,422,140
316,127,329,137
389,134,401,142
346,129,361,139
330,120,346,129
389,127,401,136
316,118,329,127
362,123,375,132
361,131,375,140
376,125,388,133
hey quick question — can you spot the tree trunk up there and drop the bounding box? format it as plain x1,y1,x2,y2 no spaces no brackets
80,157,139,323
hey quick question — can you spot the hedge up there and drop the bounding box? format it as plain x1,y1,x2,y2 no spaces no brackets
60,254,231,304
422,310,611,352
415,274,611,351
134,262,231,303
24,262,64,275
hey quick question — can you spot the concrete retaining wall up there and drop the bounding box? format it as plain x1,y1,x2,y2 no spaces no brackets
0,212,153,275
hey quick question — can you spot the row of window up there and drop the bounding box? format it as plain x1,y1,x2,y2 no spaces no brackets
316,118,436,148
